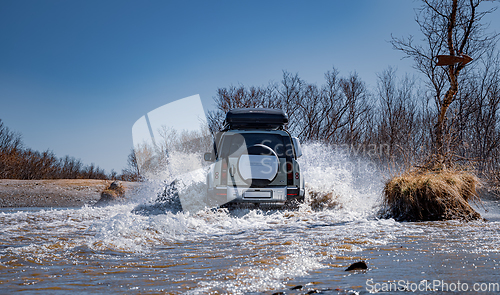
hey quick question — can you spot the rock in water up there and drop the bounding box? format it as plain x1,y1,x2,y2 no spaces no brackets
345,261,368,271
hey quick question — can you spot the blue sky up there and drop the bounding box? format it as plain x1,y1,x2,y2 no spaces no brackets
0,1,497,173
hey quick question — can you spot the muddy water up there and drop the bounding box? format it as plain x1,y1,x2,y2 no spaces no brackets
1,145,500,294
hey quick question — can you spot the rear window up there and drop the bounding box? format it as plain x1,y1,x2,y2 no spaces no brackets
218,133,287,158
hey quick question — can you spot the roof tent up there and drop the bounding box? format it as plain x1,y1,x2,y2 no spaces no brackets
224,108,288,130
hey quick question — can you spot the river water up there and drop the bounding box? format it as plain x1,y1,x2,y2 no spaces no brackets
1,144,500,294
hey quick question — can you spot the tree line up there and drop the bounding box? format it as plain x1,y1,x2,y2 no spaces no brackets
0,119,136,180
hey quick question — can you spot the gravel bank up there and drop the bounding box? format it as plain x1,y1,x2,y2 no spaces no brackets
0,179,138,207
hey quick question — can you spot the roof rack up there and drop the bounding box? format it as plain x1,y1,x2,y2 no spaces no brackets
223,108,288,130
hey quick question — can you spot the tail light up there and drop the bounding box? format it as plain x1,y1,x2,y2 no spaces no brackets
287,162,293,185
221,160,228,185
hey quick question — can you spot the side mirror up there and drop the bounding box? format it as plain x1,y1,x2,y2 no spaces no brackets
292,137,302,159
204,152,213,161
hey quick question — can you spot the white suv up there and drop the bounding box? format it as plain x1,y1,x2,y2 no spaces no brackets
204,108,304,208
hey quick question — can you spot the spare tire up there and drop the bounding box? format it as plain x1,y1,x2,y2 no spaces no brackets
237,144,279,186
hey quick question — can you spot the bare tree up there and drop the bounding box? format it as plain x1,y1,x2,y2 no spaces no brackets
453,48,500,175
322,68,349,143
339,72,371,145
120,148,141,181
207,83,278,134
276,71,303,135
0,119,22,152
376,68,421,161
391,0,498,161
294,84,325,141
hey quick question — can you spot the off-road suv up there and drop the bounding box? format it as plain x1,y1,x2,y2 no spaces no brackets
204,108,304,208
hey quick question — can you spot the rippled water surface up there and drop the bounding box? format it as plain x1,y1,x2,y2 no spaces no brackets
2,145,500,294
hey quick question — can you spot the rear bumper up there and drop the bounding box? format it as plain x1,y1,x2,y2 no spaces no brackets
208,186,302,205
286,187,305,201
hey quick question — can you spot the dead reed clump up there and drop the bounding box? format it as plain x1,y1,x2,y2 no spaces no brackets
308,189,342,211
381,169,482,221
94,181,126,206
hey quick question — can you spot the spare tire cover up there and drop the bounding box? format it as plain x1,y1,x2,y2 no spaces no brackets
238,144,279,181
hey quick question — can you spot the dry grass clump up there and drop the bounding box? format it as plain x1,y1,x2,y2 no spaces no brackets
382,169,482,221
308,189,341,211
94,181,126,206
102,181,125,197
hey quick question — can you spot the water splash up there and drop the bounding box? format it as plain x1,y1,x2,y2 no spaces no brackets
299,143,382,216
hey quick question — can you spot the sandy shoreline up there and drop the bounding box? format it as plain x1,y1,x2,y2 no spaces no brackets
0,179,139,208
